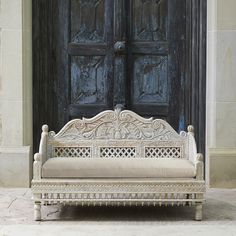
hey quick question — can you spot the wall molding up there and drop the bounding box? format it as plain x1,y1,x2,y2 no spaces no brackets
187,0,207,156
209,148,236,188
209,148,236,157
0,146,31,187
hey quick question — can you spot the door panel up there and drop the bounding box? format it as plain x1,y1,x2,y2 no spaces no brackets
71,0,105,43
132,55,168,105
70,56,107,104
132,0,167,42
33,0,185,129
127,0,186,131
68,0,114,119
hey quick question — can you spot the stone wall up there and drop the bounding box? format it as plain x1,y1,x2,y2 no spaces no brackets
0,0,2,145
207,0,236,187
0,0,32,187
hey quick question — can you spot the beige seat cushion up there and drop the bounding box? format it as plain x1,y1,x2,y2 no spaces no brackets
42,158,196,178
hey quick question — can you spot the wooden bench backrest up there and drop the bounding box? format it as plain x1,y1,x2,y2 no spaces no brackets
47,108,191,160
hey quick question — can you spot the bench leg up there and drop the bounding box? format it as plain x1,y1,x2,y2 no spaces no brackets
34,202,41,221
195,203,203,221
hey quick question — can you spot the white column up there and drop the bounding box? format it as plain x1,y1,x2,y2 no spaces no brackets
0,0,32,187
207,0,236,188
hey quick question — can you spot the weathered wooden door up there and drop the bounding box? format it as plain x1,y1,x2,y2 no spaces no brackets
33,0,206,153
126,0,185,132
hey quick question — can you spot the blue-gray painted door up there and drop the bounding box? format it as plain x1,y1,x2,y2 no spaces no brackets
33,0,190,150
126,0,186,132
68,0,186,130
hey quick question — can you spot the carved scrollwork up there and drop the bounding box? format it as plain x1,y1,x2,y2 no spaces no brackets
51,108,184,141
48,131,56,138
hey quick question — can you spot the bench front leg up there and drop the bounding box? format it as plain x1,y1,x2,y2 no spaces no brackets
33,193,42,221
34,202,41,221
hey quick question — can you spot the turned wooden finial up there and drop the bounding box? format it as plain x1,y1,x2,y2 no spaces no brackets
42,124,48,133
114,104,125,111
196,153,204,162
187,125,194,134
34,153,41,162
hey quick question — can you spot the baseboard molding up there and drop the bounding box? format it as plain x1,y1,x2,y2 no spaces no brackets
209,148,236,188
0,146,32,187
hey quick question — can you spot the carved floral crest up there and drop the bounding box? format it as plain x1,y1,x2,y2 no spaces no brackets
50,107,185,141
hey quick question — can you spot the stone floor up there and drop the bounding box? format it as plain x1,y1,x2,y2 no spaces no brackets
0,188,235,235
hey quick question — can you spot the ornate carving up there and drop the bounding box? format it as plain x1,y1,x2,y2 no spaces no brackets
32,180,205,209
71,0,104,43
145,147,182,158
132,0,167,41
100,147,136,158
51,107,182,141
39,192,201,201
49,131,56,138
54,147,91,158
32,181,206,194
33,107,205,221
133,56,168,104
71,56,106,104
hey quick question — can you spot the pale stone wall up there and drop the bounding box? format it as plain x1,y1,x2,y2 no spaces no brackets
0,0,32,187
0,0,3,145
207,0,236,187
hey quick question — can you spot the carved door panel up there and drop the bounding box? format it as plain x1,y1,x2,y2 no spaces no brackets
65,0,186,131
68,0,114,118
126,0,186,131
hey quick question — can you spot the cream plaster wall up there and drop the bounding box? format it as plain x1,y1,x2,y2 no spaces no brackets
0,0,3,145
0,0,32,187
207,0,236,188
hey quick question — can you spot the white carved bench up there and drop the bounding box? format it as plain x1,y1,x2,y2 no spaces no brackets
31,106,205,221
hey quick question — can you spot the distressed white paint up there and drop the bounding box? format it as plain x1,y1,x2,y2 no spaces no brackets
32,108,205,221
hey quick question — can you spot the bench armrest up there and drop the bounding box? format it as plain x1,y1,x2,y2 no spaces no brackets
33,153,42,180
195,153,204,180
33,125,49,180
186,126,204,180
39,125,49,164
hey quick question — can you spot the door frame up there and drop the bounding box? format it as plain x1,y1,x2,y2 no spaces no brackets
33,0,207,155
186,0,207,155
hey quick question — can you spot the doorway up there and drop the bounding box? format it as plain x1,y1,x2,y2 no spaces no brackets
33,0,206,154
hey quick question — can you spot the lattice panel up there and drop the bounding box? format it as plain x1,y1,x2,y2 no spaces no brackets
54,147,91,158
100,147,136,158
145,147,182,158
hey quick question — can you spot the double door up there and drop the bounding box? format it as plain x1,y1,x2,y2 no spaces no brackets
34,0,205,152
67,0,186,130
